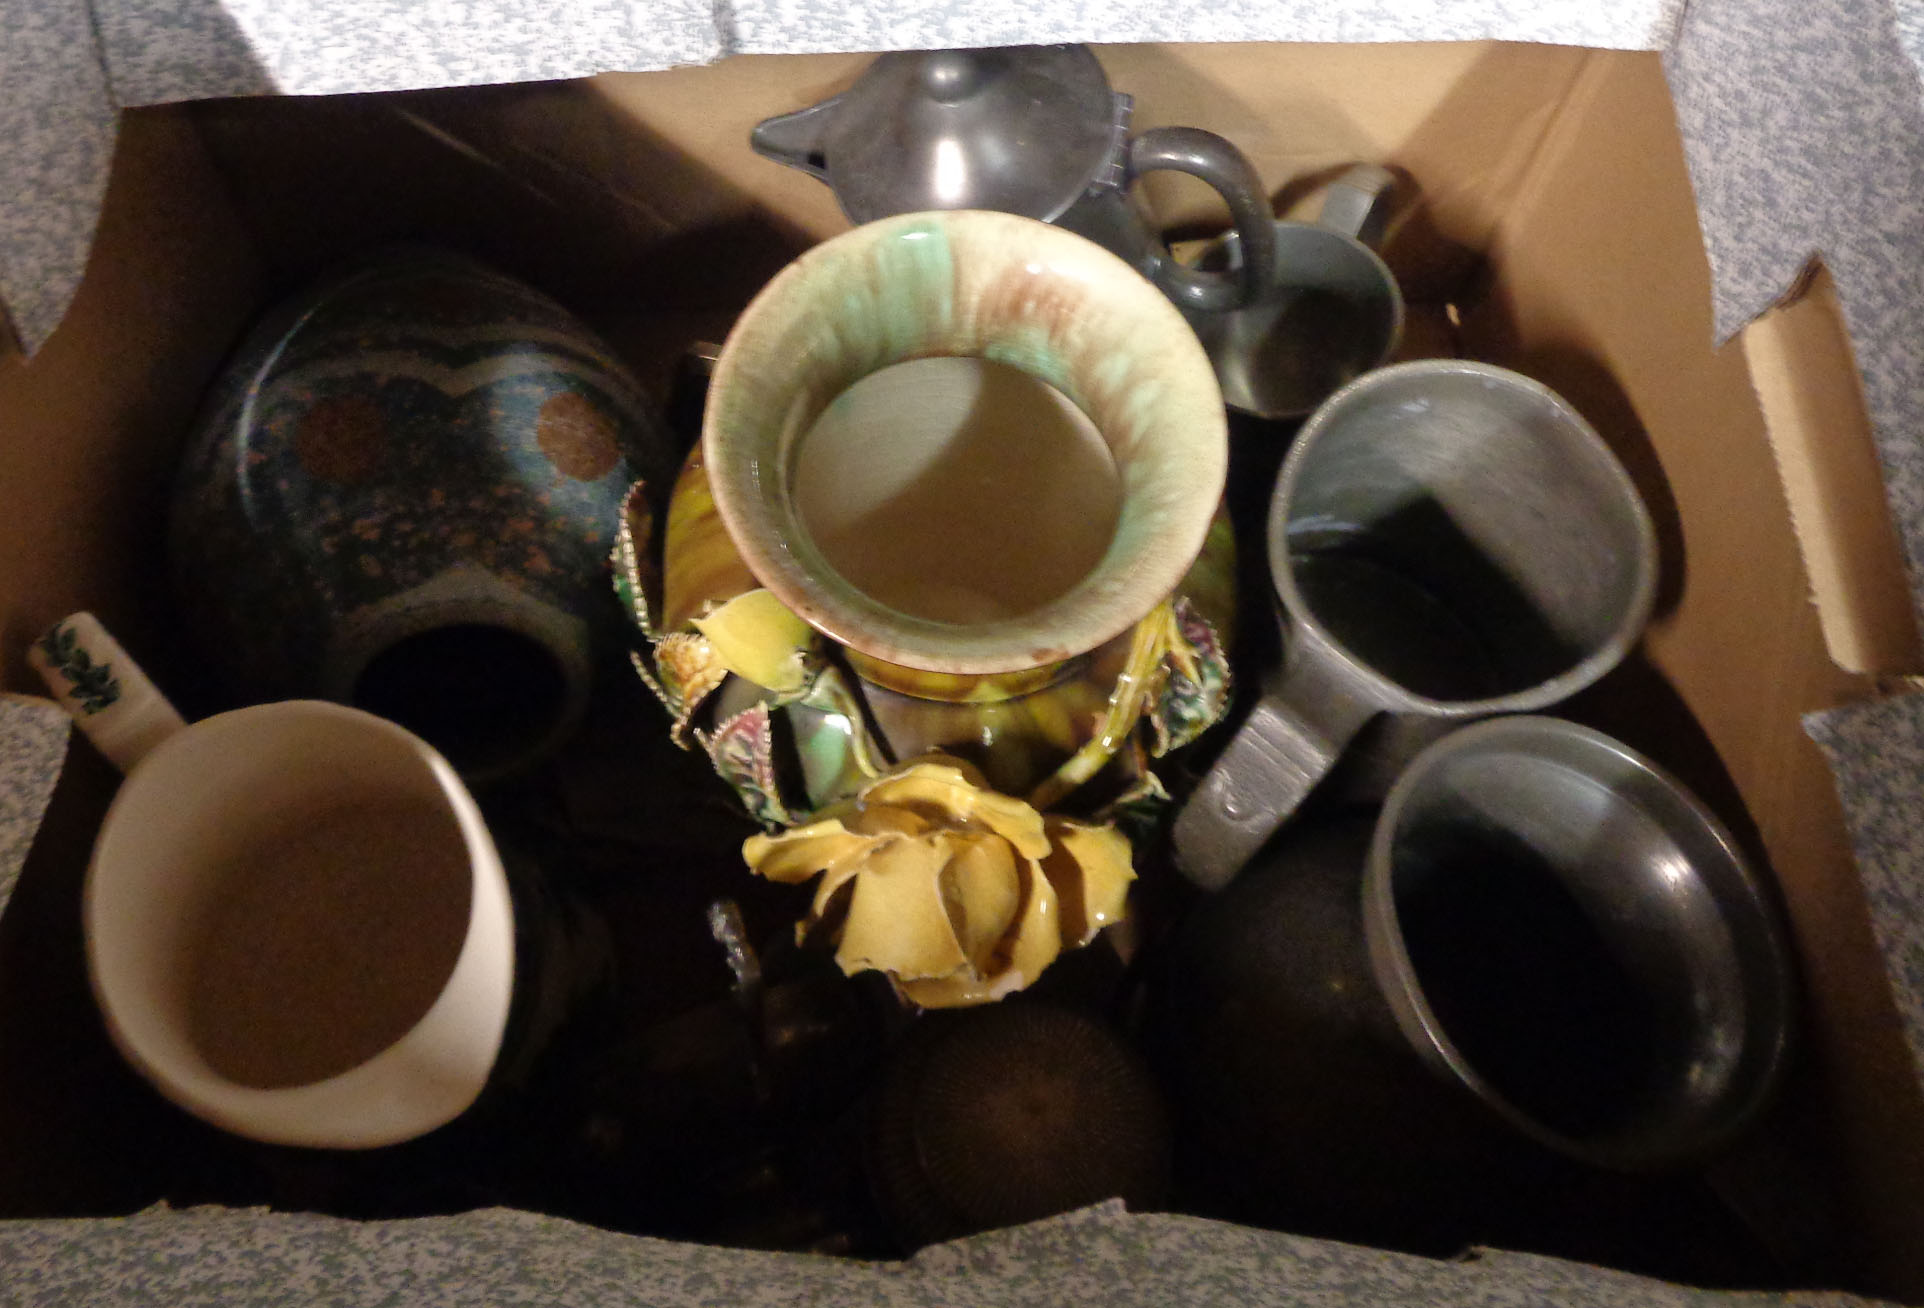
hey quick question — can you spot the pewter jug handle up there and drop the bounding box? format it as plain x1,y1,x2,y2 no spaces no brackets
1316,163,1396,247
1171,641,1379,892
1127,126,1277,313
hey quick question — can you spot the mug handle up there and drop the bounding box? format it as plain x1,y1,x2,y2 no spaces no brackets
1171,629,1381,892
1127,126,1278,313
28,613,186,773
1316,163,1397,247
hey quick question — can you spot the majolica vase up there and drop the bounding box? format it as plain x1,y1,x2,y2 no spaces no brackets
613,211,1234,1007
171,249,673,783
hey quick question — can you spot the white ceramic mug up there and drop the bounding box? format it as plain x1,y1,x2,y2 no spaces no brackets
31,613,515,1149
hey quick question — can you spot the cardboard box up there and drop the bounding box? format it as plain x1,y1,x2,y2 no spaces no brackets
4,39,1924,1303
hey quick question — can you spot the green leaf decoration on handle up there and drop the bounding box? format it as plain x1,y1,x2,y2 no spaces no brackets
700,701,795,831
36,622,122,715
1150,595,1231,757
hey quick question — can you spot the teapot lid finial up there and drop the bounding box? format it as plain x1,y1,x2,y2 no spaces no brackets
920,50,989,104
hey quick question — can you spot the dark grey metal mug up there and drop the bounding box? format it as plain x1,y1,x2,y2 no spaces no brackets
1173,360,1659,890
1364,715,1793,1169
1184,163,1405,422
1156,715,1792,1182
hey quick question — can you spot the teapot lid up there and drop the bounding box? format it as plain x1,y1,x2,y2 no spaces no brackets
823,45,1121,224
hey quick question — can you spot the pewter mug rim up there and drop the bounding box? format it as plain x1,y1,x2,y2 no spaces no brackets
1360,714,1795,1170
1266,357,1660,718
1193,219,1407,422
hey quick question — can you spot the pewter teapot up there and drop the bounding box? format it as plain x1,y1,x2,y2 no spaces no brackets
750,44,1277,313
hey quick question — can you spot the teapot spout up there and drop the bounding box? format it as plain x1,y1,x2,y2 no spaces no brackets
749,98,840,180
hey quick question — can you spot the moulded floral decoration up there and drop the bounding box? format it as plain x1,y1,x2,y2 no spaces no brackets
742,757,1134,1007
616,463,1235,833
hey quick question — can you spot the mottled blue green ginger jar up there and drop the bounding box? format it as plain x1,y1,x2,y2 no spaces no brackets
170,250,672,782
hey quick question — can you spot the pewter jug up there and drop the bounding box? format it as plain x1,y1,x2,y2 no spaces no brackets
750,44,1277,313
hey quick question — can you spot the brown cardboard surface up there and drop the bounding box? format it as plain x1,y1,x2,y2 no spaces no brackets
0,108,261,696
185,83,826,392
0,106,262,1217
1458,49,1924,1294
187,42,1584,330
582,41,1587,305
2,40,1921,1299
1099,41,1591,301
1743,264,1923,675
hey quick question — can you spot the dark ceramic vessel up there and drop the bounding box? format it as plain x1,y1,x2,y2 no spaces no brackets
170,250,672,782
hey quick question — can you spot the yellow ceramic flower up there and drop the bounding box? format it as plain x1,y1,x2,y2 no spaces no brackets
742,757,1134,1007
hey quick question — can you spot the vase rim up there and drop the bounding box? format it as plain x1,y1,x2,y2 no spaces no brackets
702,209,1227,676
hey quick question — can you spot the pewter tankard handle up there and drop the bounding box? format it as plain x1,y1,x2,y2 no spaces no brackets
1172,360,1659,893
1172,618,1381,892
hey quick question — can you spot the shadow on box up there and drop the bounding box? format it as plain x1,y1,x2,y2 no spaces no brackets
0,744,170,1218
0,53,1876,1291
186,78,818,392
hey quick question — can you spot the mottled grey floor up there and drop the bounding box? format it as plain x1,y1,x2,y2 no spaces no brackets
0,696,68,917
0,1200,1895,1308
